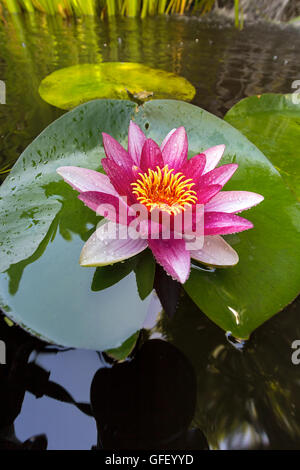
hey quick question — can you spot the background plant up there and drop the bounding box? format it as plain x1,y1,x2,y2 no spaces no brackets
0,0,239,20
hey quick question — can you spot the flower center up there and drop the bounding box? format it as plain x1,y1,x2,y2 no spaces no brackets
131,165,198,215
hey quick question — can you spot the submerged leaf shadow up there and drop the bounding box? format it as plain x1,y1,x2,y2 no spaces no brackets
158,292,300,449
91,338,208,450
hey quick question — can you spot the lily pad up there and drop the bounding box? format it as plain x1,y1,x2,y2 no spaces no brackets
132,100,300,339
225,93,300,201
38,63,196,110
0,99,299,346
0,100,150,350
106,331,139,361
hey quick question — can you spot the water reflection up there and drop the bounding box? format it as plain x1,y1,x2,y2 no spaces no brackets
0,314,47,449
2,292,300,450
0,316,209,450
92,339,207,449
2,14,300,181
158,293,300,449
1,11,300,449
0,313,98,449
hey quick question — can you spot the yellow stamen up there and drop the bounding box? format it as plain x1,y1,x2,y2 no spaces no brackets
131,165,198,215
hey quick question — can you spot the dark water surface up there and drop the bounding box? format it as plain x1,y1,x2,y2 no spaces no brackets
0,13,300,450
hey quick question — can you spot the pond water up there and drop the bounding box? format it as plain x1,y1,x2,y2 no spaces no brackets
0,13,300,450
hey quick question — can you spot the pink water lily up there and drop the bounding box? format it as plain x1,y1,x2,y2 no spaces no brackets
57,122,263,284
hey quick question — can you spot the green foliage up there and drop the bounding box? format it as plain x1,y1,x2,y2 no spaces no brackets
134,249,156,300
38,63,195,110
105,331,139,360
4,0,21,13
92,257,138,291
1,0,241,22
225,94,300,201
1,99,299,346
133,99,300,339
0,100,150,350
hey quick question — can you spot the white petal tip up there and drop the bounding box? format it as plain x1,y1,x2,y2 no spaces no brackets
190,235,239,267
56,167,65,176
79,223,148,268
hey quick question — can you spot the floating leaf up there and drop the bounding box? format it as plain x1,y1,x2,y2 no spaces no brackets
132,100,300,338
0,99,299,346
39,63,196,110
105,331,139,361
134,249,156,300
92,257,138,292
0,100,148,350
225,93,300,201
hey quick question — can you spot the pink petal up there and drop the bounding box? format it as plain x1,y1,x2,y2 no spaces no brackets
202,144,226,174
148,238,191,284
56,166,116,195
102,158,135,203
132,165,142,180
189,235,239,266
102,132,133,173
78,191,133,225
161,126,188,171
198,163,238,189
196,184,222,204
160,128,176,151
181,153,206,181
80,222,147,267
204,212,254,235
205,191,264,213
140,139,164,172
128,121,147,165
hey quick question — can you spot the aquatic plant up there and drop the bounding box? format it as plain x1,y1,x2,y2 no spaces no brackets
57,122,263,283
38,62,196,109
0,164,11,175
225,93,300,201
0,0,240,21
0,99,298,345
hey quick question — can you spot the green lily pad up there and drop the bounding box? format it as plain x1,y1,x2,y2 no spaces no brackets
225,93,300,201
106,331,139,361
132,100,300,339
0,99,299,346
0,100,150,350
38,63,196,110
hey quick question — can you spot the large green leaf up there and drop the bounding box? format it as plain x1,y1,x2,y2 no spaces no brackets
0,99,299,346
0,100,150,350
225,93,300,201
39,63,195,110
132,100,300,339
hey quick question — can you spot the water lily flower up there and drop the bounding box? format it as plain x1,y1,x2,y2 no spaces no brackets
57,122,263,284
